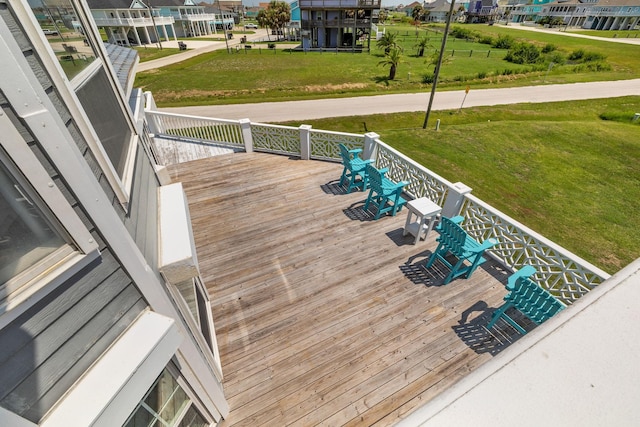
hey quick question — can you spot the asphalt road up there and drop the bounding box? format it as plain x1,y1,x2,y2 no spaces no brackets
164,79,640,123
147,25,640,123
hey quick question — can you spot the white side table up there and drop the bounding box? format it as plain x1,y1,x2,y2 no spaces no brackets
403,197,442,244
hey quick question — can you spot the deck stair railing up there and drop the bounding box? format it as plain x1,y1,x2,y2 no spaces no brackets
144,98,610,303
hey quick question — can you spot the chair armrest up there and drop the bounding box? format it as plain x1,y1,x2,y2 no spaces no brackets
450,215,464,224
348,148,363,155
506,265,536,290
363,159,374,165
478,237,498,251
468,237,498,254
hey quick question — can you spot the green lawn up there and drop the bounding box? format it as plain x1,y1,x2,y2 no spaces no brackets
283,96,640,274
135,24,640,107
568,29,640,39
135,46,183,62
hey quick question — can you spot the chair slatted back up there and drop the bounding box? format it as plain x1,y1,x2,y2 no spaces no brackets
366,164,384,192
508,276,565,325
339,143,352,165
436,216,469,259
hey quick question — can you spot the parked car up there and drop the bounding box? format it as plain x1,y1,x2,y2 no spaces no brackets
42,28,59,36
244,23,258,29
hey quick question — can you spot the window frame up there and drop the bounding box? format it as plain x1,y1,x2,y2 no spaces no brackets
10,0,139,210
0,111,99,329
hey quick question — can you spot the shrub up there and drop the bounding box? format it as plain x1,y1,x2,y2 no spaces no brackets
492,34,515,49
422,74,435,84
477,71,487,79
583,51,606,62
569,49,607,63
547,52,566,65
449,27,475,40
479,35,494,45
585,62,612,71
505,42,542,64
568,49,585,61
542,43,557,53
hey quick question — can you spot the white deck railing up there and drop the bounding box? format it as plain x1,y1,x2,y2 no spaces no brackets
145,111,245,149
144,100,610,302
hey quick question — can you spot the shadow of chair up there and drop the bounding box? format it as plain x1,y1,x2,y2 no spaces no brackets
338,143,373,193
452,301,522,356
363,164,409,220
425,215,498,285
487,265,565,335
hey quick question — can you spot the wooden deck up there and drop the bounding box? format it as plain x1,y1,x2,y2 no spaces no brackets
168,152,524,427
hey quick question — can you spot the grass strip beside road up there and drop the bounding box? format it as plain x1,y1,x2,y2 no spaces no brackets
283,96,640,274
135,24,640,107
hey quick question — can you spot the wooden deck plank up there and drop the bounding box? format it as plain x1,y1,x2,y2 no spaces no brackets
168,152,521,427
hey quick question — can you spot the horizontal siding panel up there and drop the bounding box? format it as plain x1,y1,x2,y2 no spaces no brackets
27,298,148,422
0,250,146,422
0,253,119,365
13,285,145,422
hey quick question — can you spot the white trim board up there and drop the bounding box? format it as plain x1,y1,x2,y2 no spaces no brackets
41,311,181,427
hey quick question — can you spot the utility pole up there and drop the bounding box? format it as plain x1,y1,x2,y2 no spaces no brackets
217,0,230,53
422,0,456,129
148,0,162,49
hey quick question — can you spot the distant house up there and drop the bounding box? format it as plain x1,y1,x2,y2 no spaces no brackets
402,1,423,16
542,0,640,30
87,0,234,46
299,0,381,50
507,0,547,23
424,0,454,22
467,0,500,22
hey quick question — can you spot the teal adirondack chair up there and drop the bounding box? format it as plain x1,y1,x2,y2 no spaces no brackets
363,164,409,220
425,216,498,284
338,143,373,193
488,265,565,335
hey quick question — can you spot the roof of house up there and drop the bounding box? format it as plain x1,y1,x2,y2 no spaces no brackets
424,0,452,11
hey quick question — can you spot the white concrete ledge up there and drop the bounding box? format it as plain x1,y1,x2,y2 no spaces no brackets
158,182,199,284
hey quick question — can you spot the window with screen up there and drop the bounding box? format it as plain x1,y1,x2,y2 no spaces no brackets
29,0,97,80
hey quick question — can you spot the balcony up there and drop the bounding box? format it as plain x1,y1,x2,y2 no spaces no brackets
144,103,609,425
93,16,174,27
299,0,381,9
177,12,217,21
303,17,372,28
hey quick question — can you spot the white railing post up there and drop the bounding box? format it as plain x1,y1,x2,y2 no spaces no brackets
442,182,472,218
363,132,379,160
299,124,312,160
239,118,253,153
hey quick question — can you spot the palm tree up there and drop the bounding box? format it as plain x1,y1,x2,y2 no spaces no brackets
415,35,430,57
378,47,402,80
376,31,398,55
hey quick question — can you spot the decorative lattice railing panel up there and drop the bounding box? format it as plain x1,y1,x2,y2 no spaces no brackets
309,130,364,161
460,195,609,305
374,141,452,206
146,112,244,147
251,123,300,156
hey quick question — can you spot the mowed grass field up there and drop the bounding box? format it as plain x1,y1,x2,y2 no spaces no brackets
283,97,640,274
135,24,640,107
